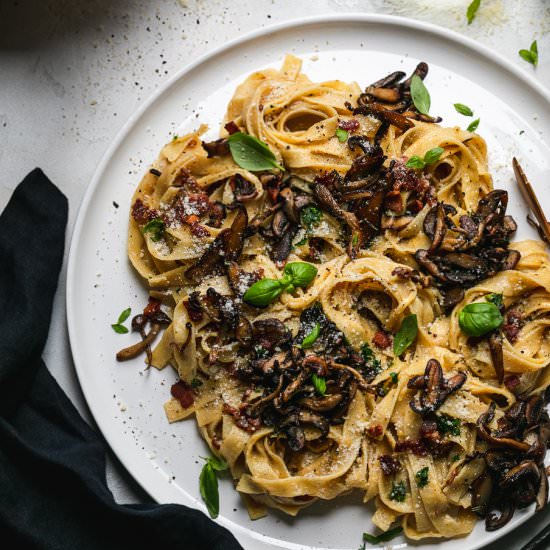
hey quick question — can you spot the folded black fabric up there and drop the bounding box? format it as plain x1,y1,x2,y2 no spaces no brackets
0,169,243,550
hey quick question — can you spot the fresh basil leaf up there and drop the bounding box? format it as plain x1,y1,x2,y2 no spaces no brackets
283,262,318,288
362,526,403,545
415,466,429,488
406,156,425,169
454,103,474,117
467,0,481,24
206,455,228,472
199,462,219,518
486,293,504,309
227,132,283,171
467,118,480,132
459,302,503,337
311,373,326,396
300,205,322,230
519,40,538,66
243,278,284,307
410,75,431,115
111,324,129,334
301,323,321,349
423,147,444,165
335,127,349,142
143,218,165,242
117,307,132,324
393,314,418,356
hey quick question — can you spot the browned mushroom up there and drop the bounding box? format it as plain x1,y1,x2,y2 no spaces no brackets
202,138,230,158
252,318,290,350
485,500,515,531
477,403,530,452
299,393,343,412
471,472,493,516
488,332,504,384
408,359,467,415
116,323,162,361
500,460,540,488
229,174,258,202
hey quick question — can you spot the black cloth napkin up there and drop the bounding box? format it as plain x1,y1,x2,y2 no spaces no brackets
0,169,243,550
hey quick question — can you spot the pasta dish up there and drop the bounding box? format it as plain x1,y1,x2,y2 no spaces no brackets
117,55,550,540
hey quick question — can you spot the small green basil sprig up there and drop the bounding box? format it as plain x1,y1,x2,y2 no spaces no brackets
300,323,321,349
311,373,326,396
410,75,431,115
406,147,444,170
243,262,318,307
111,307,131,334
199,455,228,518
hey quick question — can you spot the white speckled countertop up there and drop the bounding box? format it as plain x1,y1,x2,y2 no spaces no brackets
1,1,549,548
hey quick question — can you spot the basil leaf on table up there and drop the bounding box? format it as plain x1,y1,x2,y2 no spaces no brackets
199,456,228,518
459,302,503,337
467,118,480,132
300,323,321,349
111,307,131,334
519,40,538,67
393,314,418,356
311,373,326,396
410,75,431,115
467,0,481,24
454,103,474,117
227,132,283,171
243,278,284,307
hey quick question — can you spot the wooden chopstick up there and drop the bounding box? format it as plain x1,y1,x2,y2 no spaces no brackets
513,157,550,244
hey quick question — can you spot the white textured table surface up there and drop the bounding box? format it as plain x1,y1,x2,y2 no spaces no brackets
1,1,549,548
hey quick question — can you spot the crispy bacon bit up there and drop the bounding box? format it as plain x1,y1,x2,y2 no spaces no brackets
222,403,262,433
379,455,401,475
373,330,392,350
392,267,413,279
171,380,194,408
503,309,523,343
183,292,204,322
504,375,521,391
367,424,383,438
202,138,230,158
387,159,435,204
143,297,162,317
224,120,240,135
384,189,403,213
132,198,158,224
395,439,428,456
338,118,360,132
189,222,210,238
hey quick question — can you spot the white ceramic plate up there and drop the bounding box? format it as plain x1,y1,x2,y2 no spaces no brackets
67,14,550,550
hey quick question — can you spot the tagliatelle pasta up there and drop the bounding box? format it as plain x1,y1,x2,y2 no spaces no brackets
119,55,550,540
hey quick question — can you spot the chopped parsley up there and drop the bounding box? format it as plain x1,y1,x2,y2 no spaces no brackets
191,378,203,388
389,481,407,502
486,292,504,309
360,342,382,375
436,414,461,437
143,218,165,242
300,205,322,230
415,467,429,488
389,372,398,384
452,454,461,462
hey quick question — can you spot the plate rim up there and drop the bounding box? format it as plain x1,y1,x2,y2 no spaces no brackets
66,13,550,550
